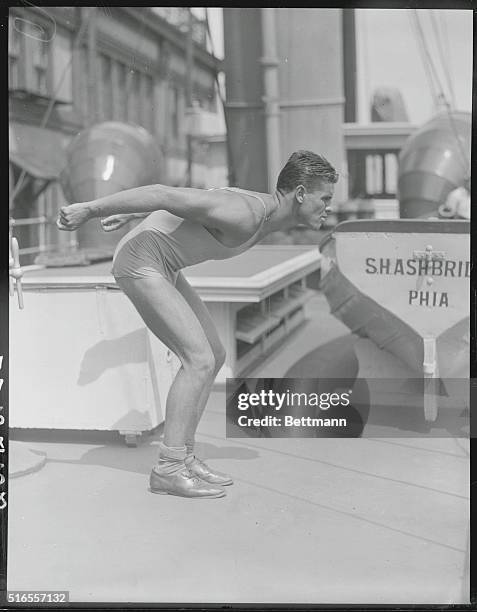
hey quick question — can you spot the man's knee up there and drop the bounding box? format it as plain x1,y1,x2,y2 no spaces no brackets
213,344,226,374
183,348,216,379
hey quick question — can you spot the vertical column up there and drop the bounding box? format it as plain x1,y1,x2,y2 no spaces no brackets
342,9,357,123
111,59,120,120
261,8,281,192
223,8,267,191
355,9,370,124
72,8,86,123
86,7,98,126
185,9,194,187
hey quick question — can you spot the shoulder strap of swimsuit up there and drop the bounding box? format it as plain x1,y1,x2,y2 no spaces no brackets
214,187,268,225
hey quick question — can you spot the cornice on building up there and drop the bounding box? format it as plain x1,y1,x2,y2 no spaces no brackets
10,6,222,76
118,7,222,74
11,5,222,73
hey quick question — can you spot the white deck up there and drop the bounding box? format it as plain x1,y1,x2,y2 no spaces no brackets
7,294,469,604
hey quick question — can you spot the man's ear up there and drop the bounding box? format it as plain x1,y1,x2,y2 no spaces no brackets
295,184,306,204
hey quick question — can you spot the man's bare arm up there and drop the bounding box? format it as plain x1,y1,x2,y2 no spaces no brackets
57,185,253,231
100,212,149,232
90,185,216,219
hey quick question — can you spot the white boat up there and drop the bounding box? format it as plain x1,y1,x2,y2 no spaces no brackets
319,111,471,422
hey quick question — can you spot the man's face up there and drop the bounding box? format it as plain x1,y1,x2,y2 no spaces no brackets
296,181,335,229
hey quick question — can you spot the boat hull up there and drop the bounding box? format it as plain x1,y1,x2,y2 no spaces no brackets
319,219,470,378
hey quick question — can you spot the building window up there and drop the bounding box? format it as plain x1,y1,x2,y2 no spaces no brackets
140,73,154,133
116,61,128,121
100,54,113,120
97,56,156,131
171,85,180,139
127,69,141,124
193,84,217,113
384,153,398,194
150,8,207,47
348,149,399,199
366,155,383,196
32,37,49,95
8,16,22,89
78,46,89,118
9,15,53,96
51,29,73,103
206,89,217,113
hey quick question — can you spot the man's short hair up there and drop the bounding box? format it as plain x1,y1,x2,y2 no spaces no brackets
276,150,339,194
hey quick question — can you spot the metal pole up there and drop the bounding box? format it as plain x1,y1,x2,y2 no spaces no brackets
204,9,236,185
260,8,281,192
342,9,357,123
87,7,98,126
186,9,194,187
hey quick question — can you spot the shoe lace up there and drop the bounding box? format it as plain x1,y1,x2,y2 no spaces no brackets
182,467,201,484
190,457,214,477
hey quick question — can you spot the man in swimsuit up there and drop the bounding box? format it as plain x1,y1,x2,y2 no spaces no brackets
57,150,338,499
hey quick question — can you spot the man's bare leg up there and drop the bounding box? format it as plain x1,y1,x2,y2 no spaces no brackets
116,274,226,497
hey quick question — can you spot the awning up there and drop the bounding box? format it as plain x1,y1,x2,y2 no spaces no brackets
9,122,67,181
10,149,60,181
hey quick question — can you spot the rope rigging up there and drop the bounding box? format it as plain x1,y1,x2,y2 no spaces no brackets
409,9,469,179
